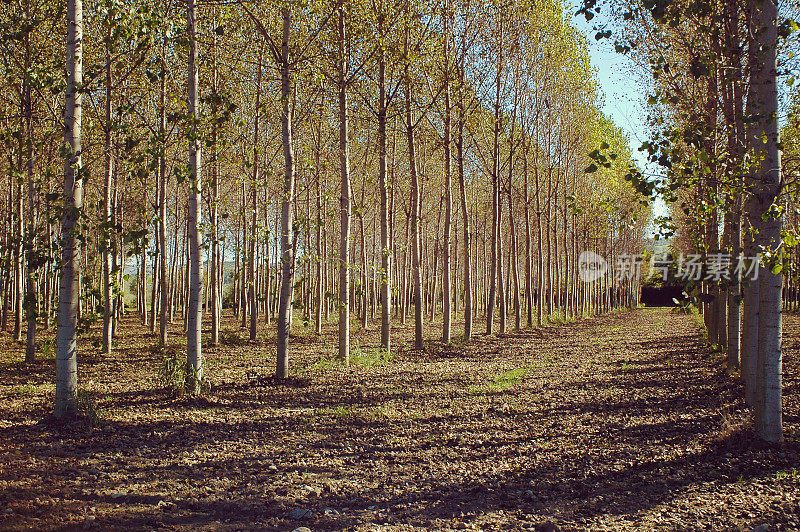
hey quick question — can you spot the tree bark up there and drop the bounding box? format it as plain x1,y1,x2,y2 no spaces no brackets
442,1,453,343
378,12,392,352
338,5,352,363
749,0,783,443
56,0,82,419
404,26,423,350
186,0,203,389
276,7,295,378
158,42,168,348
249,45,263,342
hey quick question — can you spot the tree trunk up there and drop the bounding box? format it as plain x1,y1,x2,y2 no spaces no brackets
338,5,352,363
210,23,220,347
158,43,168,348
276,7,295,378
404,31,423,350
249,45,263,342
22,35,37,362
186,0,203,389
378,14,392,351
56,0,82,419
486,32,503,335
442,2,453,343
456,98,471,340
749,0,783,443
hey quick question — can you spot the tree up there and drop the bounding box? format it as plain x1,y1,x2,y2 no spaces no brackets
277,6,296,378
186,0,203,390
338,2,353,363
56,0,83,419
441,0,453,343
749,0,783,443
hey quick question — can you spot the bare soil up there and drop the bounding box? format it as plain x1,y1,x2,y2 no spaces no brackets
0,307,798,531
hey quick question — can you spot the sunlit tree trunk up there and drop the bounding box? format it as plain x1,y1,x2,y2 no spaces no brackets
186,0,203,388
377,11,392,351
456,81,472,340
749,0,783,443
210,23,220,347
158,42,169,348
441,1,453,343
486,27,503,335
56,0,82,419
404,29,423,351
338,5,352,363
249,45,263,342
276,7,295,378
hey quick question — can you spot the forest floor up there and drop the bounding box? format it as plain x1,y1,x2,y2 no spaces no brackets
0,307,799,531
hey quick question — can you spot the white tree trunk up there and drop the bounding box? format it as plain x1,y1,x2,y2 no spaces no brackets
158,44,168,348
377,18,392,352
186,0,203,387
276,7,295,378
749,0,783,442
56,0,83,419
338,6,351,364
441,2,452,344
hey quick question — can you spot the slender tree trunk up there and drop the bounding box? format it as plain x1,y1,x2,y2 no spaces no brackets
56,0,82,419
249,46,263,342
276,7,295,378
486,31,503,335
442,2,453,343
404,34,423,350
186,0,203,388
22,36,37,362
210,24,220,347
377,13,392,351
158,44,168,348
457,102,472,340
338,5,352,363
749,0,783,442
523,137,533,328
13,137,23,343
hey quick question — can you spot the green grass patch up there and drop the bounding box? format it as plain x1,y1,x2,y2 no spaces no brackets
546,311,567,326
306,344,394,373
777,468,799,481
470,366,528,394
7,382,55,396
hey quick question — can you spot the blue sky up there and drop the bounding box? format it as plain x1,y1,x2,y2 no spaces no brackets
568,1,670,228
568,1,650,170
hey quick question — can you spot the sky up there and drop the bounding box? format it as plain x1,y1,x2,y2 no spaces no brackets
568,0,651,170
567,1,670,229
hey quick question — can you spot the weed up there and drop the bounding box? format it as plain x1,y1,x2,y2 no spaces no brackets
76,390,102,426
776,468,799,481
10,382,53,396
670,298,695,315
159,352,210,396
220,330,244,346
471,366,527,393
785,425,800,443
40,337,55,358
350,344,394,368
546,312,567,326
307,344,394,372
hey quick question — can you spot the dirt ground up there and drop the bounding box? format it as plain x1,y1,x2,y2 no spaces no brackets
0,307,798,531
